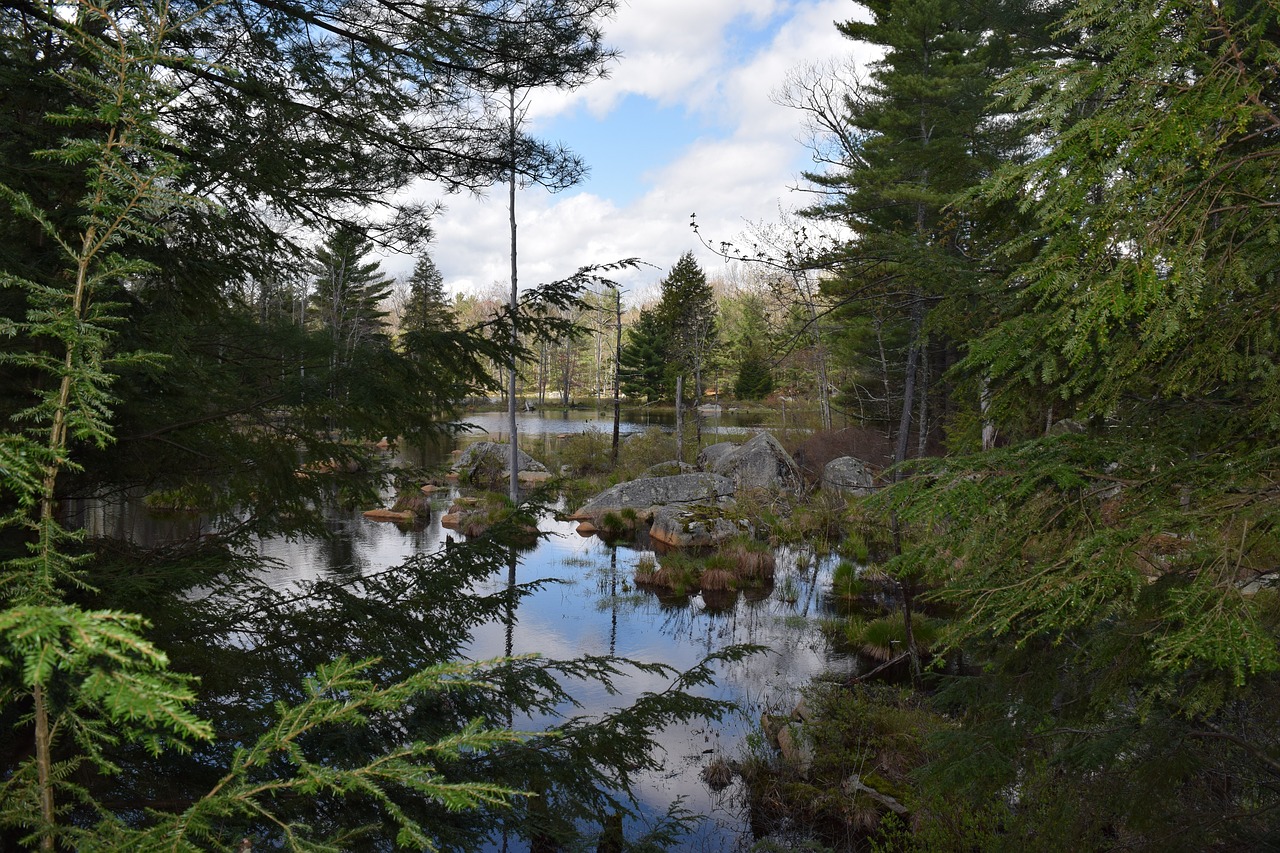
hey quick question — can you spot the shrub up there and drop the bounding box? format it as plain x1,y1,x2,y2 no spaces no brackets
557,428,612,475
616,428,678,479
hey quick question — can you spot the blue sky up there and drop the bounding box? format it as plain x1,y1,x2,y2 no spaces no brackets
388,0,878,303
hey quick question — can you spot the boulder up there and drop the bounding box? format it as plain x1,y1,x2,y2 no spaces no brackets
696,442,737,471
392,492,432,515
570,472,735,521
363,508,415,523
821,456,876,497
452,442,548,482
648,506,749,548
640,460,697,478
709,432,803,493
776,723,814,774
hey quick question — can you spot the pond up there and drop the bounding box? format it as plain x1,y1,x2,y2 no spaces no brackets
456,404,815,440
65,411,858,850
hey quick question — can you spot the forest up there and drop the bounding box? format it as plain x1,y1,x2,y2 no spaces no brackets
2,0,1279,850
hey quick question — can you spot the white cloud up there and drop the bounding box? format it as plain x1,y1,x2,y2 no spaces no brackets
388,0,876,307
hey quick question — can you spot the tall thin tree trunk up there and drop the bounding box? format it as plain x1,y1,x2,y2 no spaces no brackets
562,332,572,407
893,297,924,474
981,377,997,451
875,317,892,435
694,361,703,449
800,280,832,431
507,88,519,503
916,347,930,457
675,374,685,464
611,288,622,466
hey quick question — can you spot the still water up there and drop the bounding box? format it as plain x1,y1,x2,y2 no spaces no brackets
71,410,853,850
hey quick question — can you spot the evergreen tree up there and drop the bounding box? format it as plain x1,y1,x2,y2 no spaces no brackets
796,0,1050,451
877,1,1280,847
618,307,668,403
309,224,393,366
733,353,773,400
654,251,717,403
402,254,456,334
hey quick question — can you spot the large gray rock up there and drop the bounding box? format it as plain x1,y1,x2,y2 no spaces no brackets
640,460,697,478
822,456,876,497
452,442,548,481
710,432,803,493
697,441,737,470
571,473,735,521
648,506,749,548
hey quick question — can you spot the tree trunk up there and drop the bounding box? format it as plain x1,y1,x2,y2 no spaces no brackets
507,88,519,503
802,284,832,431
893,297,924,474
675,374,685,464
611,288,621,466
981,377,997,451
562,331,572,407
916,347,929,457
875,316,893,435
694,361,703,449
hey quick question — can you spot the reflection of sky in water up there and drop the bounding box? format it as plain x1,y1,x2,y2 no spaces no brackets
70,411,840,850
252,497,853,851
457,407,778,440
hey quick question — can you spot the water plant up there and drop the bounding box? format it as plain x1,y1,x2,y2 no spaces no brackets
847,615,939,663
633,554,658,585
777,574,800,604
723,537,777,586
831,560,866,600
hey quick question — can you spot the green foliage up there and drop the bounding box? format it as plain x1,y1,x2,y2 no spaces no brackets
734,351,774,400
831,560,865,600
655,251,717,384
557,427,612,475
401,253,455,336
618,307,669,402
742,682,946,848
619,253,718,403
309,223,394,364
86,656,538,852
614,427,678,479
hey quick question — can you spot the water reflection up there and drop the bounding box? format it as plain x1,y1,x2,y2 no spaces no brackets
66,411,847,850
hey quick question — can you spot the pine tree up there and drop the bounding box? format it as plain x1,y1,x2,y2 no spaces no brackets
797,0,1046,452
654,251,716,403
309,224,393,367
878,1,1280,846
618,307,668,403
403,254,455,334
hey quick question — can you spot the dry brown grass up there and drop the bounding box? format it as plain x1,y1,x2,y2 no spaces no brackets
699,568,734,591
648,566,677,589
723,541,777,582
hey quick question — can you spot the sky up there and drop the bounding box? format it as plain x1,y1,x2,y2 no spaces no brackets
384,0,880,305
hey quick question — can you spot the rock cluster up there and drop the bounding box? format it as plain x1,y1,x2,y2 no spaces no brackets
571,431,816,548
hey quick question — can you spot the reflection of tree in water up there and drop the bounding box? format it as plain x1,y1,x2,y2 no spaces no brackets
317,528,360,576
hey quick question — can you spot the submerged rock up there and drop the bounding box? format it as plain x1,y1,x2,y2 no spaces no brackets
363,508,416,523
